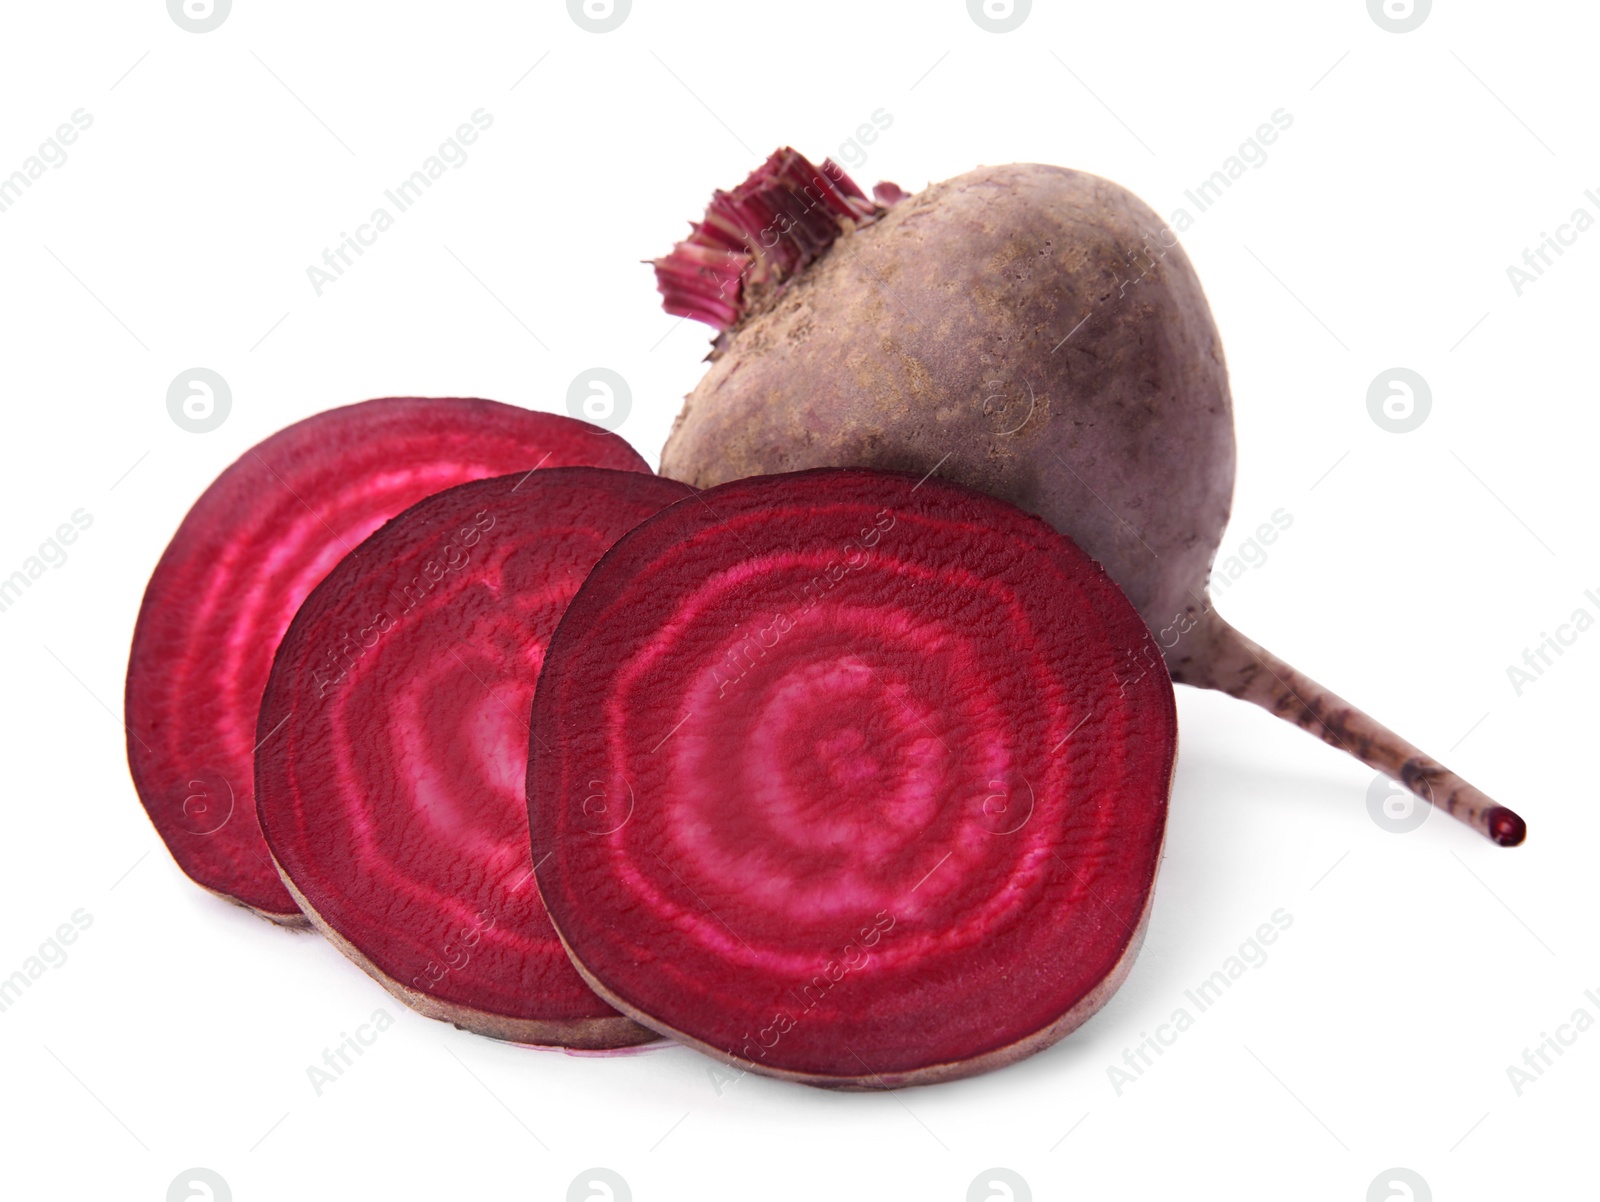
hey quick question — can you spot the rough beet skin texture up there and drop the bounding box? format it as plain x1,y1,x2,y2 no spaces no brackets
655,151,1524,846
660,158,1234,638
529,468,1178,1087
125,397,649,925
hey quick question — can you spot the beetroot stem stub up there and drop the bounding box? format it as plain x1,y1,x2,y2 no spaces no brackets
529,467,1178,1088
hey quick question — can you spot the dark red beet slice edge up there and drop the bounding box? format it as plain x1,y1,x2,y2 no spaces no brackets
257,468,692,1046
530,468,1178,1087
126,398,648,924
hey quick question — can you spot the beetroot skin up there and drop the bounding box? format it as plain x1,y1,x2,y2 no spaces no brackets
657,151,1232,635
530,468,1177,1087
257,468,690,1046
126,398,649,924
655,151,1524,846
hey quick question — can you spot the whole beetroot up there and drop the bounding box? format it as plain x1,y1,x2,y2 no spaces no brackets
655,150,1524,846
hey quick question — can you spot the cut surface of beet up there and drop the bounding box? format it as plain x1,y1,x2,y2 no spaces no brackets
530,468,1177,1086
258,468,691,1045
126,398,648,924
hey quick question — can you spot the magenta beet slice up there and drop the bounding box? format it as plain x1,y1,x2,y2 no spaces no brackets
530,468,1179,1087
126,398,647,924
257,468,692,1045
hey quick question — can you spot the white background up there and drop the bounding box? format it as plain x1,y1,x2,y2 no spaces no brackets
1,2,1595,1199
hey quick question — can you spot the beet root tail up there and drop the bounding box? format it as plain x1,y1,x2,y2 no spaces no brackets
1172,609,1525,847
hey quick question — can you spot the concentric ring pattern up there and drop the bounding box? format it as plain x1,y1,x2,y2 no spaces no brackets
257,469,690,1028
531,469,1176,1081
126,398,647,919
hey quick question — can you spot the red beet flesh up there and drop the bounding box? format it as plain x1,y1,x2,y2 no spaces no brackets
257,469,691,1045
126,398,648,924
530,469,1178,1086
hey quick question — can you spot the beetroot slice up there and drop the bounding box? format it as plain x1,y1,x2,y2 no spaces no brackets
529,468,1178,1087
126,398,648,924
257,468,692,1046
